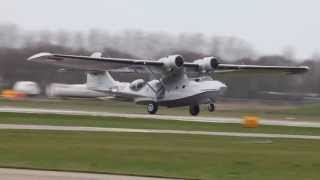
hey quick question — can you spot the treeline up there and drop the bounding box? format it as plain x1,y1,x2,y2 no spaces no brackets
0,23,256,61
0,23,319,99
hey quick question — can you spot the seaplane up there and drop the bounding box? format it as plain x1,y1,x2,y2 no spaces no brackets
28,52,309,115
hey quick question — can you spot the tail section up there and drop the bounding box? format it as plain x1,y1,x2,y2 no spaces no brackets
86,52,118,91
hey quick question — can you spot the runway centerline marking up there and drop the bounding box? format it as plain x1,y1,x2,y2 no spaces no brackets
0,168,175,180
0,107,320,128
0,124,320,140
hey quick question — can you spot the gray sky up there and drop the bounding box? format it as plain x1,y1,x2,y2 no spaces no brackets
1,0,319,58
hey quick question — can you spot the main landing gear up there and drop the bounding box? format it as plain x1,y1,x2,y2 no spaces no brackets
189,104,200,116
208,103,215,112
189,103,216,116
147,102,158,114
147,103,215,116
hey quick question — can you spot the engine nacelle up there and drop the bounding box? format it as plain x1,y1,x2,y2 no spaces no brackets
193,57,219,73
159,55,184,72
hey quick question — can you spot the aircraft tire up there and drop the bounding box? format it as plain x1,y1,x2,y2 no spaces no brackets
189,104,200,116
147,102,158,114
208,103,215,112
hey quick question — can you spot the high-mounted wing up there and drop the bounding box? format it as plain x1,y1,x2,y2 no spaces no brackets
184,57,309,76
215,64,309,75
28,52,164,71
28,53,309,76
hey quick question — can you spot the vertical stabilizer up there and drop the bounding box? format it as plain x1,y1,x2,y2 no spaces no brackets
86,52,118,91
91,52,103,58
86,71,117,91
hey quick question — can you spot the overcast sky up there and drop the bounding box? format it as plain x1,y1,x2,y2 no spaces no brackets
1,0,319,58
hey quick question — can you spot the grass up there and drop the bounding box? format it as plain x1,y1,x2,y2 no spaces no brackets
216,103,320,120
0,98,145,113
1,98,320,120
0,112,320,135
0,130,320,180
0,101,319,179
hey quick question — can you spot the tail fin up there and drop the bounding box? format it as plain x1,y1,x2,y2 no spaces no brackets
90,52,103,58
86,71,117,91
86,52,118,91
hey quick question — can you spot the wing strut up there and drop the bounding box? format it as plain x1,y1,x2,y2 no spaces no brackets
144,66,165,99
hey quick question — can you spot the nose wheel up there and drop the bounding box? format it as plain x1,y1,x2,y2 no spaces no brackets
189,104,200,116
208,103,215,112
147,102,158,114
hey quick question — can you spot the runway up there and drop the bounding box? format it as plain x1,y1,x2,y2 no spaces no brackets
0,107,320,128
0,168,174,180
1,124,320,140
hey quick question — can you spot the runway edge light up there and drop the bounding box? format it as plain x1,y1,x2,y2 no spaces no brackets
243,116,260,128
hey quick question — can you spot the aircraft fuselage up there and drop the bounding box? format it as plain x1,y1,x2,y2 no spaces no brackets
108,77,227,108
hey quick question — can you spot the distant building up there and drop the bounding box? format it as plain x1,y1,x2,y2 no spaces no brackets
13,81,41,96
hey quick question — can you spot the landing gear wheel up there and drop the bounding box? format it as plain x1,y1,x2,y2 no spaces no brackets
208,103,215,112
189,104,200,116
147,102,158,114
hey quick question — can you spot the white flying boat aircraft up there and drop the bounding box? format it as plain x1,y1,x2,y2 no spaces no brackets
28,52,309,115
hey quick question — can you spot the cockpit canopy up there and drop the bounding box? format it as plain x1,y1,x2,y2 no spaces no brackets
129,79,146,91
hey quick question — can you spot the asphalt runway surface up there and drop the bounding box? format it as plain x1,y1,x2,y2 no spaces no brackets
0,168,173,180
0,124,320,140
0,107,320,128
